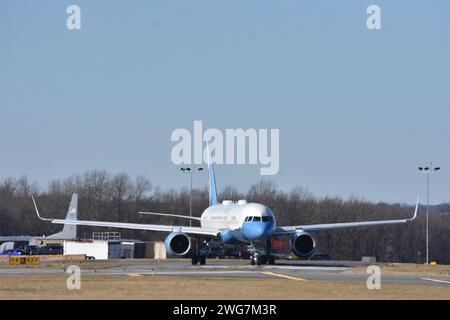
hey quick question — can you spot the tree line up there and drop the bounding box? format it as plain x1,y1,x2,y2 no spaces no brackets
0,170,449,264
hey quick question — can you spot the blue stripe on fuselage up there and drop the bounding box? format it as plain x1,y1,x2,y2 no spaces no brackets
242,221,274,241
219,220,275,244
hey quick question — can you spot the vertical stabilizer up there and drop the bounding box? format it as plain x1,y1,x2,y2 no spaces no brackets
47,193,78,239
207,145,218,206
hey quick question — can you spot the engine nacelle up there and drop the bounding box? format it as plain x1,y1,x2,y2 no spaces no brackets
165,232,191,257
291,231,315,257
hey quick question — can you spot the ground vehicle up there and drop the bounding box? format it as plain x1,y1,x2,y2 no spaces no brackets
0,249,26,256
19,245,39,255
37,245,63,255
201,244,250,259
199,246,221,258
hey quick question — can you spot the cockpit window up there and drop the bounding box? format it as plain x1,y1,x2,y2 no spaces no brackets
246,216,272,222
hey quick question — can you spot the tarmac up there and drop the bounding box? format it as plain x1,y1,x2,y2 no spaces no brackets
1,258,450,288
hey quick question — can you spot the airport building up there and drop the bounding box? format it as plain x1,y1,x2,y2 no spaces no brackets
0,231,167,260
63,238,166,260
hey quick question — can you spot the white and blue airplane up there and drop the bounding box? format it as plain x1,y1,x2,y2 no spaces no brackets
33,163,419,265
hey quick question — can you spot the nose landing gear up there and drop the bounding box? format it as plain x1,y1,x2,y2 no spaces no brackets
249,239,275,265
250,254,275,265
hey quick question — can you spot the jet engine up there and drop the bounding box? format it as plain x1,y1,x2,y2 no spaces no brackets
165,232,191,257
291,231,315,257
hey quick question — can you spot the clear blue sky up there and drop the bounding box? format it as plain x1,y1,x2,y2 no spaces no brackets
0,0,449,204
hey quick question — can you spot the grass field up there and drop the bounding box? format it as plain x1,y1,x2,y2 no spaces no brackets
1,260,450,299
1,275,450,300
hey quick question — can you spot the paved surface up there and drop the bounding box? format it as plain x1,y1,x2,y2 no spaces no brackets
1,259,450,287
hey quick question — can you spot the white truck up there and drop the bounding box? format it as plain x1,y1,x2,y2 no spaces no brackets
63,240,122,260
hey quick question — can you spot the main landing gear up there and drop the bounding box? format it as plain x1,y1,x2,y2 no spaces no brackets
191,238,207,266
191,253,206,265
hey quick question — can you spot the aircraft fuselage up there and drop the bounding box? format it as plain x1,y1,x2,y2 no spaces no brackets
200,201,276,244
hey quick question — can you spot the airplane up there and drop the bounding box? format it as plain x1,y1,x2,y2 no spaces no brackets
32,163,419,266
0,194,77,249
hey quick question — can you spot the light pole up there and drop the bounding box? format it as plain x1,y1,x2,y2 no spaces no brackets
180,166,204,226
418,163,440,264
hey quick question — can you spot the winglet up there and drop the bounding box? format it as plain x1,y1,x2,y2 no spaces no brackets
408,196,420,221
31,195,52,221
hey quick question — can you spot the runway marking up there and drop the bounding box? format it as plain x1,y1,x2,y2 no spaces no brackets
419,278,450,285
145,271,259,276
261,271,308,281
262,265,348,271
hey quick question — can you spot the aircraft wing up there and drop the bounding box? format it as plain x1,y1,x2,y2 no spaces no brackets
45,219,219,236
138,211,202,221
32,196,219,237
273,197,419,235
